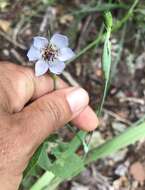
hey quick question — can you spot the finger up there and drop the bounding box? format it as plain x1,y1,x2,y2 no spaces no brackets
0,62,66,113
0,62,72,113
0,62,98,131
26,71,98,131
31,75,68,100
72,106,99,131
14,87,89,149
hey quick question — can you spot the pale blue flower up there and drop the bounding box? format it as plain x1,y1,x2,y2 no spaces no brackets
27,34,75,76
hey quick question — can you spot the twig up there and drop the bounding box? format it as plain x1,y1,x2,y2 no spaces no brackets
0,30,26,50
119,97,145,105
10,49,26,65
62,71,79,86
103,108,132,125
111,23,127,79
12,17,25,42
39,7,56,35
20,23,31,35
76,15,92,51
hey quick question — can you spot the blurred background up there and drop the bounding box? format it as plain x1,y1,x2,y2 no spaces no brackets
0,0,145,189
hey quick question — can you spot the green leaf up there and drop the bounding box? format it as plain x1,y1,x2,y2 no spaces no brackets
23,142,51,179
98,12,112,115
49,153,85,179
38,142,51,170
51,142,69,158
104,11,113,29
49,131,86,179
30,119,145,190
102,36,111,81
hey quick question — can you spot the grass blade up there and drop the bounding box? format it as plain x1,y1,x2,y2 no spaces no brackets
85,121,145,165
72,3,129,15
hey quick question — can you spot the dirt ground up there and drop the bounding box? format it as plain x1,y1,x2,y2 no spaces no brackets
0,0,145,189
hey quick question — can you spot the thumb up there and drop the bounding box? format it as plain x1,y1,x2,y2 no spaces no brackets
15,87,89,149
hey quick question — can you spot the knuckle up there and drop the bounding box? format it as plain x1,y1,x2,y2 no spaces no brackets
46,100,61,122
42,98,62,122
0,63,34,113
37,97,67,128
2,84,23,113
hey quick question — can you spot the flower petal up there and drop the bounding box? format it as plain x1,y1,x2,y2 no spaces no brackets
50,34,69,49
33,36,48,50
58,47,75,61
35,59,49,76
48,59,65,74
27,45,41,61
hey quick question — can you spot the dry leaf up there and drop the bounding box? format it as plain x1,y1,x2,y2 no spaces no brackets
60,14,74,25
0,1,9,11
0,19,11,32
130,162,145,184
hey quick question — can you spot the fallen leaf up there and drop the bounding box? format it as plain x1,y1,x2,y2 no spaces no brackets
0,1,9,11
60,14,74,25
86,131,105,149
0,19,11,32
113,176,128,189
95,68,102,77
130,162,145,184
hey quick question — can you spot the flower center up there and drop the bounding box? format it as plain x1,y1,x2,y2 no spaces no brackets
42,46,58,61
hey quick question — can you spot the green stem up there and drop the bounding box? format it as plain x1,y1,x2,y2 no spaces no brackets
65,130,87,153
97,77,109,116
67,27,104,64
72,3,129,15
67,0,139,65
112,0,139,32
51,74,57,90
66,124,85,148
30,171,55,190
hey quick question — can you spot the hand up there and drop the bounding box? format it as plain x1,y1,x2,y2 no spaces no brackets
0,62,98,189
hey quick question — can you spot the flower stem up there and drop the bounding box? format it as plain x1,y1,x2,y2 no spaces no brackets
51,74,57,90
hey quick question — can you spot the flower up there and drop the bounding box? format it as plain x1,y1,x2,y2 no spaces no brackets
27,33,75,76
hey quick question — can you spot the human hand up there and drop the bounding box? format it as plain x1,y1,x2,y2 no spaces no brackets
0,62,98,190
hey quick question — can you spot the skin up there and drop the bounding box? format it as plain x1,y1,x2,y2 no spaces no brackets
0,62,98,189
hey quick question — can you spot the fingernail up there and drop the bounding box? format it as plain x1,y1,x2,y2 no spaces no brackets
66,88,89,116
